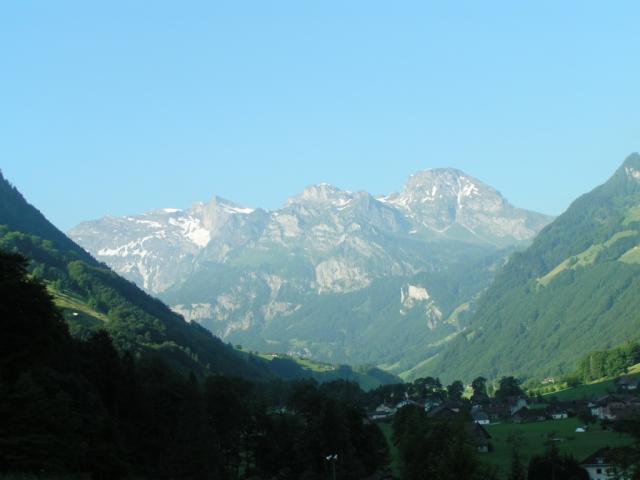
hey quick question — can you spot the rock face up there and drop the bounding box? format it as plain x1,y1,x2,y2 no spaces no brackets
379,169,549,244
69,168,552,375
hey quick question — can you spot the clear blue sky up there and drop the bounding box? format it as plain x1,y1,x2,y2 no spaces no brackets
2,1,639,230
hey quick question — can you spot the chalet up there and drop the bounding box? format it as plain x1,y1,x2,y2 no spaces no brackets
512,407,546,423
594,395,640,420
615,375,639,392
472,410,490,425
369,404,396,421
394,399,412,410
580,447,628,480
554,399,586,416
549,407,569,420
594,395,624,420
484,403,510,421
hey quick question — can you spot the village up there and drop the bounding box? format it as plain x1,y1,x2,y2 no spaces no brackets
369,375,640,479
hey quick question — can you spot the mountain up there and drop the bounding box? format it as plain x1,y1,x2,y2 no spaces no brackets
0,170,273,380
425,154,640,382
69,168,552,376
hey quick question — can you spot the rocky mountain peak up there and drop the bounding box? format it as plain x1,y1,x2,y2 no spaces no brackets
199,196,255,215
401,168,502,207
284,183,354,209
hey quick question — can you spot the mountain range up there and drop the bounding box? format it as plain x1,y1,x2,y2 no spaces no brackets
69,168,552,377
4,155,639,385
0,171,402,388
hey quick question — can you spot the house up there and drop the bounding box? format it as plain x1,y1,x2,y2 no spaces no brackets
555,399,585,417
580,447,628,480
472,410,490,425
594,395,624,420
465,423,492,453
512,407,546,423
550,407,569,420
484,403,510,421
594,395,640,420
615,375,639,392
395,399,412,410
368,404,396,421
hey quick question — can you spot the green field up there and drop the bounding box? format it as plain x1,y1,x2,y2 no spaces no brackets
377,422,401,478
543,364,640,401
544,380,617,401
255,352,335,373
49,286,109,323
483,418,632,477
377,417,632,479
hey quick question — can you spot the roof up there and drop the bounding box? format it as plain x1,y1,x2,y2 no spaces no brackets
427,406,460,419
596,394,639,406
581,447,615,466
512,407,546,419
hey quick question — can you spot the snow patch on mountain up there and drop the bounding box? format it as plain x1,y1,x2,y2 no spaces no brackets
168,216,211,247
97,236,154,257
626,167,640,181
222,205,255,215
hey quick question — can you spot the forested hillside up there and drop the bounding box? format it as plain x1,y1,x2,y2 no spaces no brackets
427,154,640,382
0,250,391,478
0,171,275,379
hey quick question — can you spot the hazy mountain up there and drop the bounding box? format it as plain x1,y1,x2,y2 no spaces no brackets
69,168,552,376
425,154,640,382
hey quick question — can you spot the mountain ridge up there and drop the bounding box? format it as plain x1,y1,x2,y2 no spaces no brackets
68,167,552,375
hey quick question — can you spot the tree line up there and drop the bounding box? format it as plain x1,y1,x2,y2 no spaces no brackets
0,251,388,479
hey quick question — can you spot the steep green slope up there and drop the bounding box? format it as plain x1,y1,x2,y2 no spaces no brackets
0,171,271,380
428,153,640,382
0,228,273,379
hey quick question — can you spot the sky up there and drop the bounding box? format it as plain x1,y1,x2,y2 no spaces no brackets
2,1,639,230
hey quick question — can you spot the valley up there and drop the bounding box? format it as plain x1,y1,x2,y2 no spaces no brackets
69,169,552,377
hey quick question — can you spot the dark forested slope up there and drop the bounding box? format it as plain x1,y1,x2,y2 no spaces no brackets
0,170,270,380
